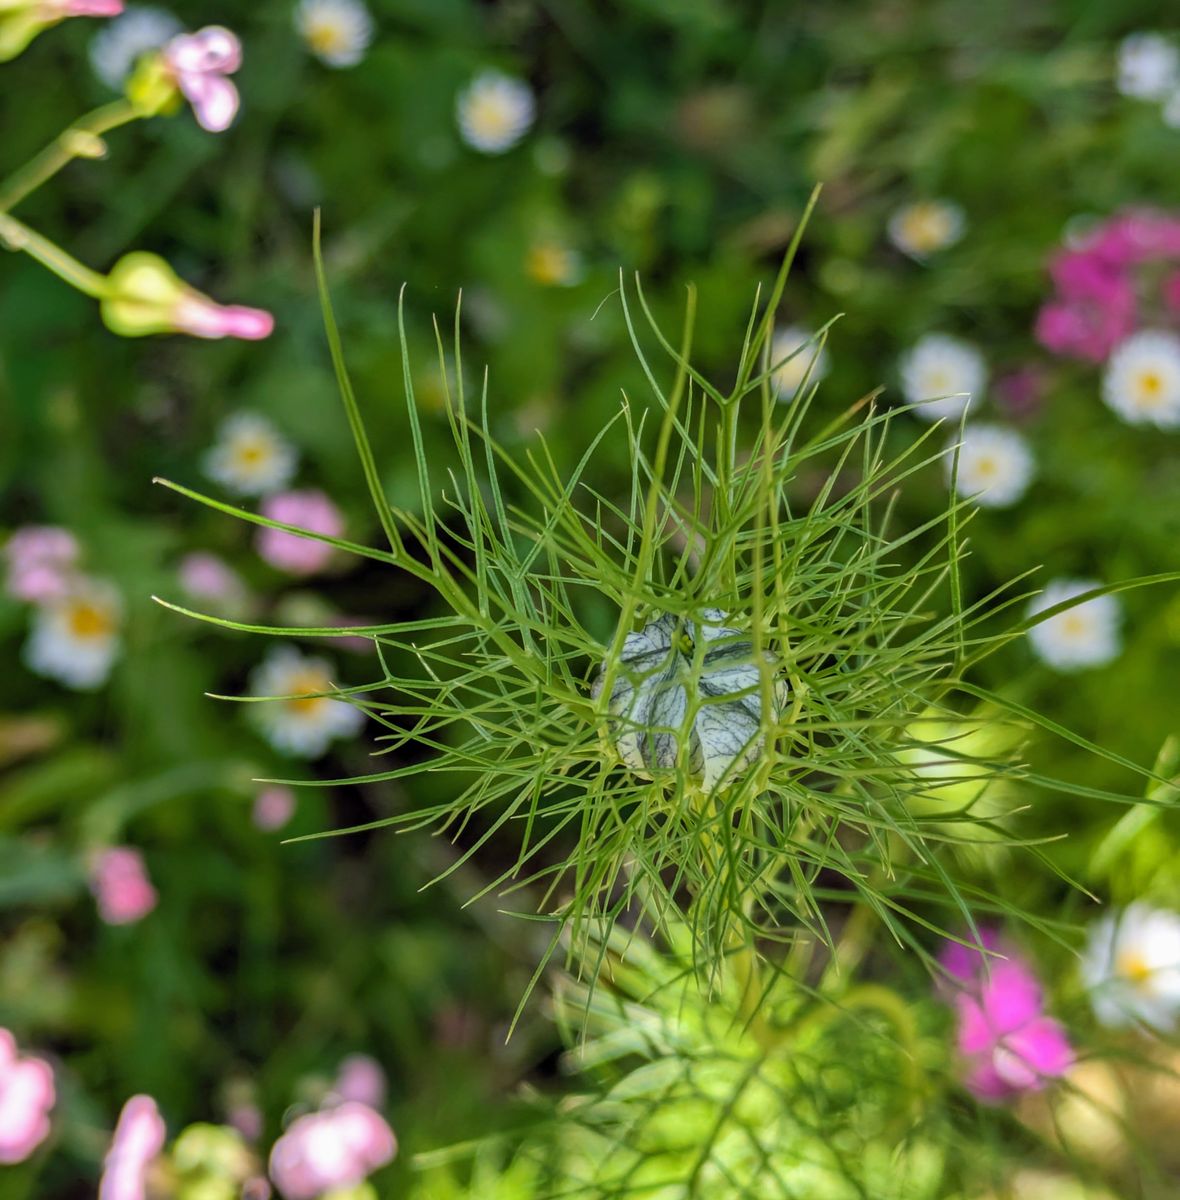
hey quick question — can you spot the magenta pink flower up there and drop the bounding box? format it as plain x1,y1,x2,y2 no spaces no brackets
90,847,157,926
268,1102,396,1200
0,1028,55,1164
334,1054,386,1108
4,525,79,602
51,0,122,13
163,26,242,133
1035,248,1138,362
938,926,1002,986
99,1095,167,1200
257,490,344,576
955,960,1073,1103
253,786,296,832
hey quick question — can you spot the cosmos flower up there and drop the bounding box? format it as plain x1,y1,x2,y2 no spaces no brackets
1082,903,1180,1032
101,253,274,341
944,423,1034,509
769,326,829,399
0,0,122,64
1116,32,1180,101
4,525,79,603
162,25,243,132
0,1028,55,1165
256,490,344,576
898,333,987,421
1026,579,1121,672
887,199,965,260
456,70,535,154
252,785,296,832
295,0,372,68
268,1102,396,1200
203,412,298,497
99,1094,167,1200
23,576,122,689
89,5,181,88
89,847,157,926
249,645,364,759
1102,330,1180,428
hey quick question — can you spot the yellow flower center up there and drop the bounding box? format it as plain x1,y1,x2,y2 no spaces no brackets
233,437,272,470
974,455,998,479
1117,950,1154,988
526,243,573,287
306,20,348,56
283,670,332,718
899,205,952,254
1137,369,1165,407
468,94,515,140
68,601,114,640
1059,612,1089,639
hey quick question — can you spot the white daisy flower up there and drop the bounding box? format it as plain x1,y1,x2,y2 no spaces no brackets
295,0,373,69
1102,330,1180,428
250,645,364,758
1026,579,1121,672
24,577,122,690
887,199,966,260
769,326,829,399
203,412,298,497
456,70,535,154
898,333,987,422
944,423,1034,509
1117,32,1180,101
89,5,184,90
1082,903,1180,1032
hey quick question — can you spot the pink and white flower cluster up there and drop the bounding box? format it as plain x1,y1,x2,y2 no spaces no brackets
0,1028,55,1164
268,1100,396,1199
1035,209,1180,363
938,929,1074,1104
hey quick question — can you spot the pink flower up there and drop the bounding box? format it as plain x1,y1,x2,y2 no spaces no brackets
229,1102,264,1143
333,1055,386,1108
268,1102,396,1200
1035,248,1138,363
99,1095,167,1200
257,491,344,576
938,926,1002,987
101,253,273,342
253,786,296,832
994,366,1047,420
0,1028,55,1164
163,26,242,133
4,525,79,602
955,960,1074,1103
90,847,157,926
178,551,247,607
50,0,123,13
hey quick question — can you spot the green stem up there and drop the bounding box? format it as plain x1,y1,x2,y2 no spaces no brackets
0,99,142,214
0,212,107,297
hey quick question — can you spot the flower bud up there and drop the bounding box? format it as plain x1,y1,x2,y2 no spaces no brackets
100,253,274,341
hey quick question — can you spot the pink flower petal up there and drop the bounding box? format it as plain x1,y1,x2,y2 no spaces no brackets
99,1095,166,1200
178,73,240,133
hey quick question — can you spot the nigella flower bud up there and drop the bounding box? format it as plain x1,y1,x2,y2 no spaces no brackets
592,609,788,791
0,0,122,62
100,252,274,340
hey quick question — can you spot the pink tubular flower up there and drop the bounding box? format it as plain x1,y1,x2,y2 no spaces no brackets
90,847,157,926
4,525,79,602
0,1029,55,1164
955,960,1074,1103
257,491,344,576
253,786,296,832
99,1095,167,1200
163,26,242,132
101,253,273,341
268,1102,396,1200
334,1055,386,1108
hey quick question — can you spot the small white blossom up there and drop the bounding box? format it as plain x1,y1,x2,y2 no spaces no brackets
250,645,364,758
24,578,122,690
898,334,987,422
769,327,828,399
89,6,184,90
887,199,965,260
1026,579,1121,672
295,0,373,69
1102,330,1180,428
203,412,298,497
1117,32,1180,101
944,423,1034,509
456,71,535,154
1082,904,1180,1031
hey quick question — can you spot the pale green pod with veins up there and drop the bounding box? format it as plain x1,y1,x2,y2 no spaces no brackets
592,608,787,791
